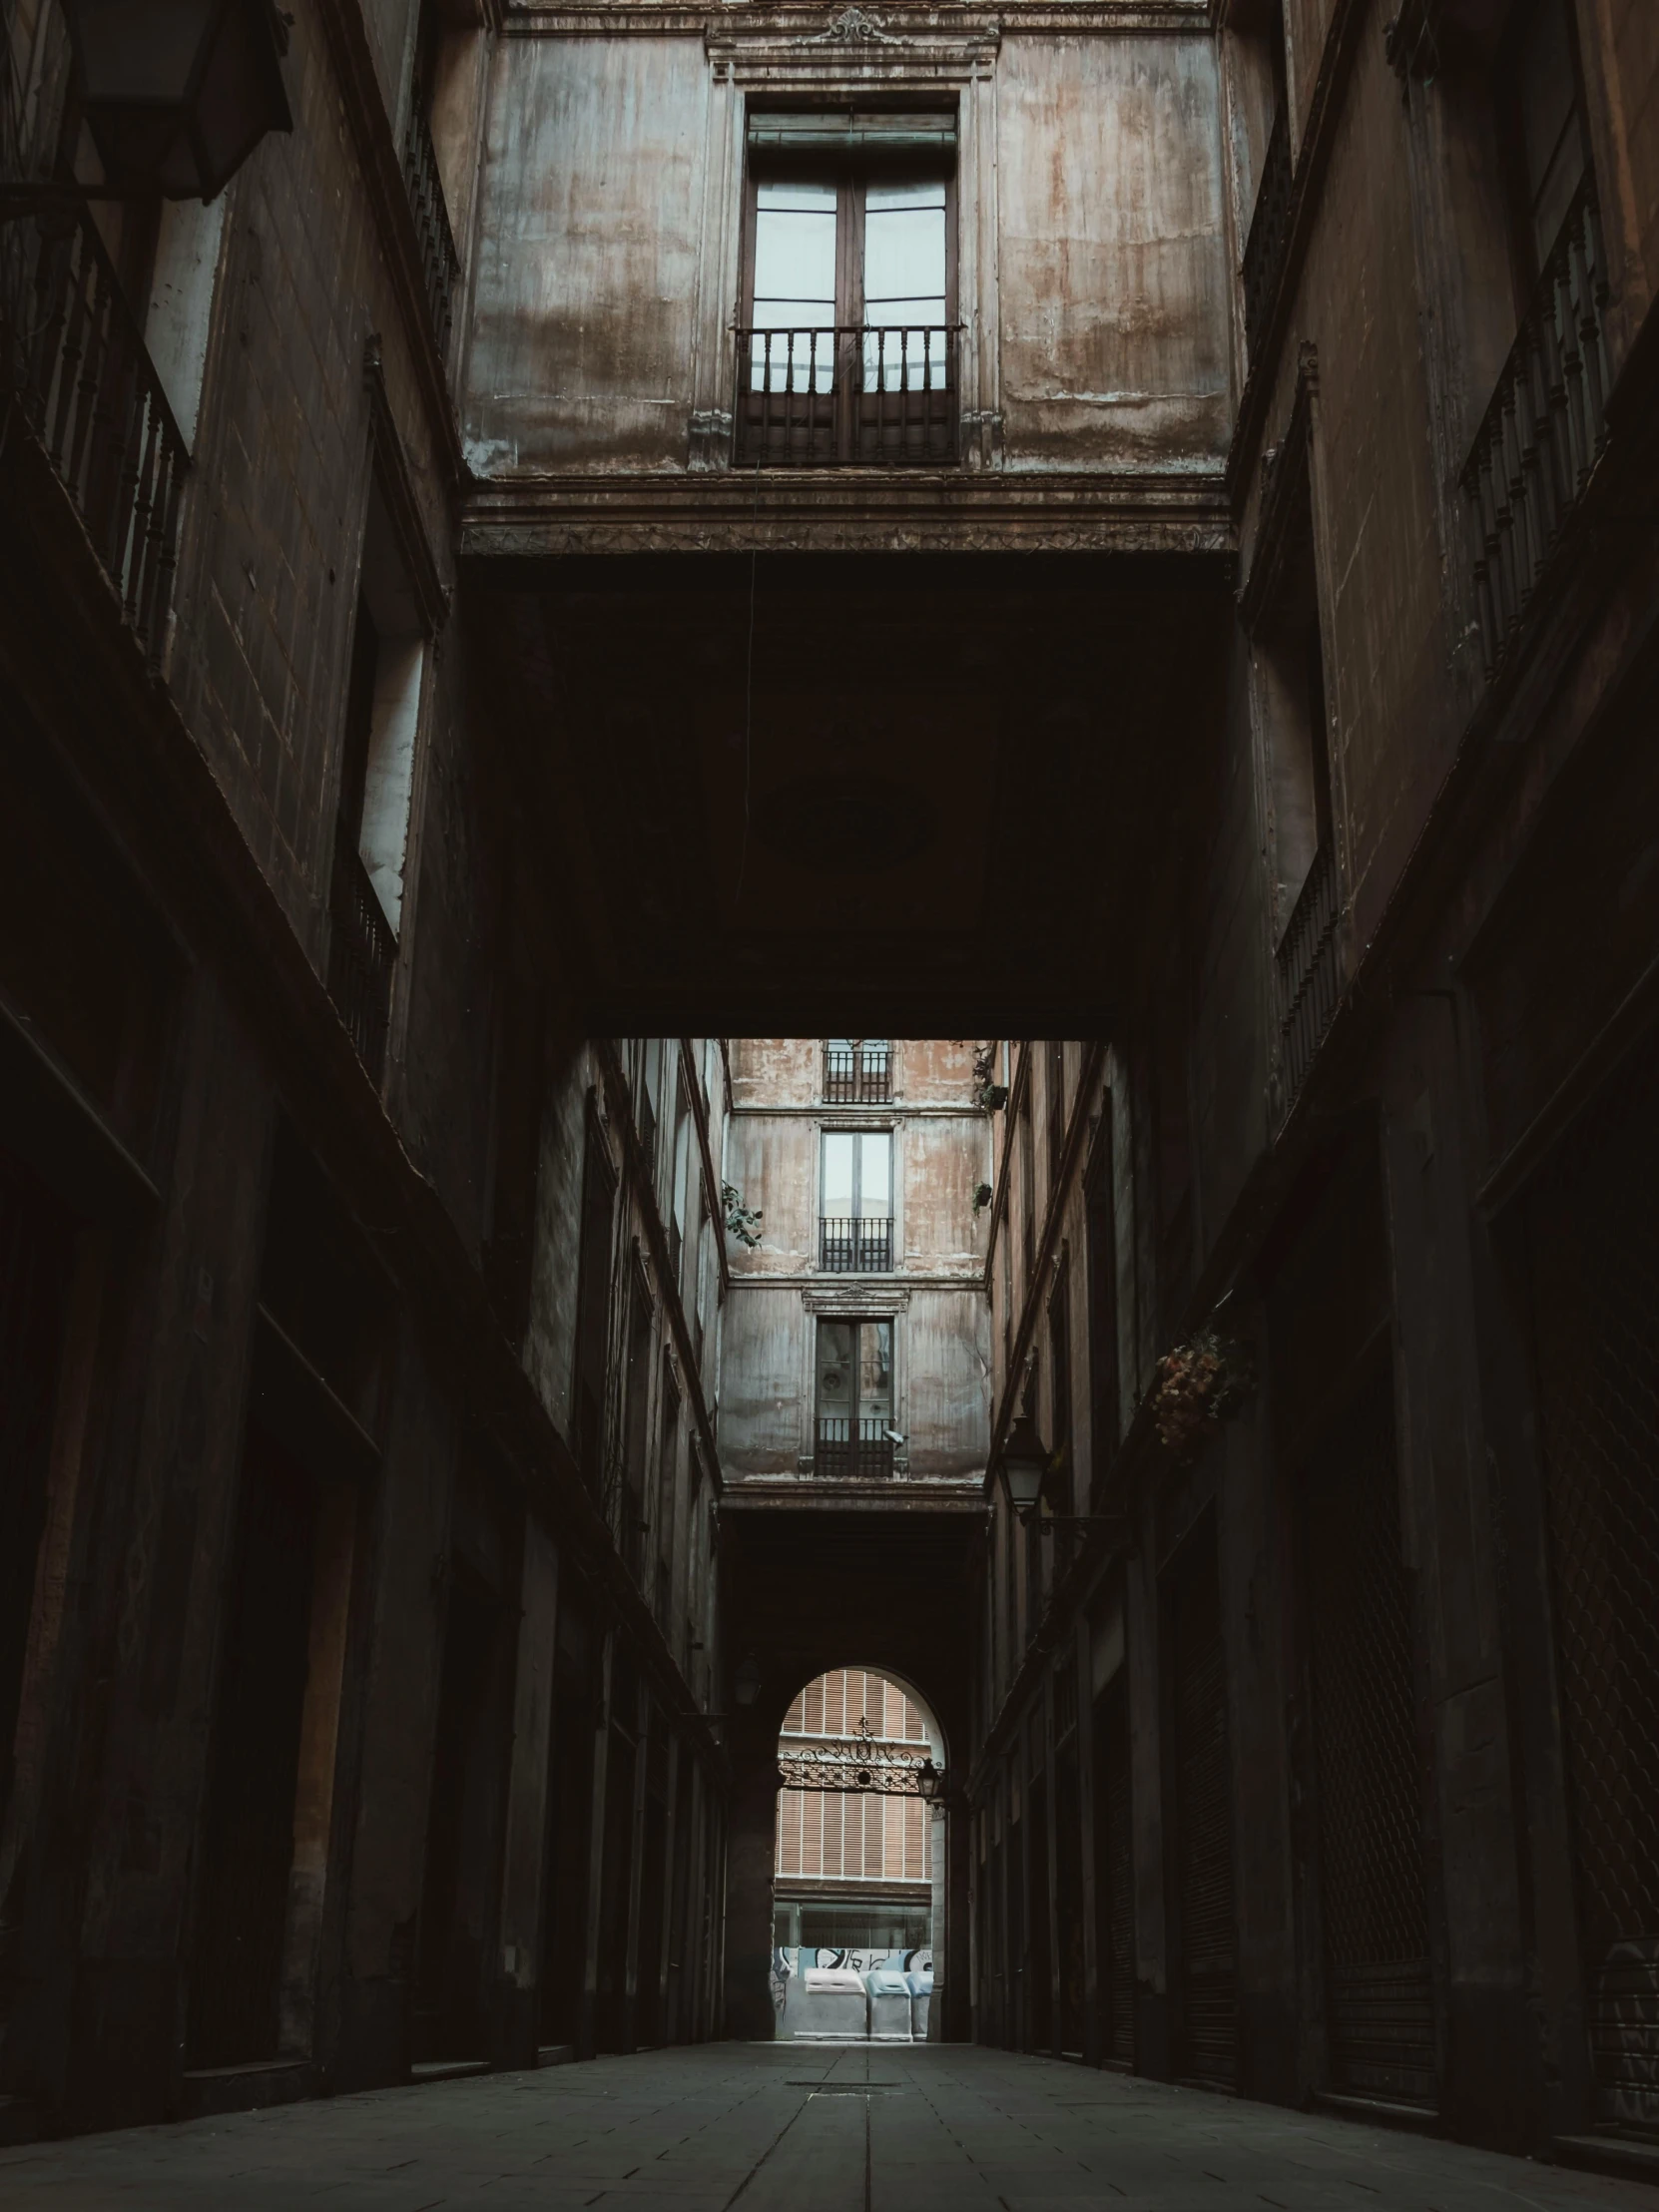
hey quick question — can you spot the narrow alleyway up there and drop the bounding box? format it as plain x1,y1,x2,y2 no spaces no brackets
2,2046,1655,2211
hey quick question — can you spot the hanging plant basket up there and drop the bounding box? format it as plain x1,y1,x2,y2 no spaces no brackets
1151,1327,1256,1461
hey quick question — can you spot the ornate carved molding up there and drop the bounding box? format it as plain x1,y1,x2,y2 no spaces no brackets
795,3,910,41
801,1284,913,1314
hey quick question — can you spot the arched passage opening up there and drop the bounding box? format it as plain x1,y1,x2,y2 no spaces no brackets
770,1666,945,2041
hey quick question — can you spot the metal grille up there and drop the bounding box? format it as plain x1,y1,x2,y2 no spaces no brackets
820,1216,892,1273
824,1043,890,1103
734,325,957,467
816,1417,894,1481
1171,1550,1236,2087
1462,179,1611,680
2,204,188,668
1526,1033,1659,2138
1304,1363,1436,2107
402,77,460,350
1242,103,1294,361
326,821,395,1083
1276,841,1342,1109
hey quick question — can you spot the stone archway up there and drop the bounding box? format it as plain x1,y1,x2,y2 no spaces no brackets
770,1666,947,2043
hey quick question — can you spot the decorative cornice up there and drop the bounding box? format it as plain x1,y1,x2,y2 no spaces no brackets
460,468,1234,559
503,2,1208,35
801,1283,915,1313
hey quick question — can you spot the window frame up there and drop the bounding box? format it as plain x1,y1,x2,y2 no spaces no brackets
813,1315,898,1478
737,117,960,466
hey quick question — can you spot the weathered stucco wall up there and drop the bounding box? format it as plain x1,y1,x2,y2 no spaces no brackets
465,34,710,472
995,35,1231,467
463,24,1229,478
721,1039,991,1482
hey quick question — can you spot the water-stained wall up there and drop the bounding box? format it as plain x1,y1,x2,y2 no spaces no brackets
462,11,1230,480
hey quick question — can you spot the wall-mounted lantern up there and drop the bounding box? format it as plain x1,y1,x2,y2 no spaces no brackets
994,1407,1126,1545
995,1408,1050,1521
56,0,290,202
734,1653,762,1709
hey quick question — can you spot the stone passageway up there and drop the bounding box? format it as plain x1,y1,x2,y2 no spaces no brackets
3,2047,1655,2211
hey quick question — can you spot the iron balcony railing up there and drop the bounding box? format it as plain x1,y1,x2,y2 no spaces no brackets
1462,178,1611,679
1275,840,1342,1110
817,1418,895,1481
402,95,459,351
1241,104,1294,363
820,1216,892,1274
327,822,396,1085
824,1042,890,1103
2,206,188,669
735,323,958,467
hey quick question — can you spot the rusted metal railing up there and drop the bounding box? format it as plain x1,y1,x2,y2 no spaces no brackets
2,206,188,668
816,1419,896,1481
1241,105,1294,362
735,323,957,466
402,97,459,351
1275,841,1342,1110
825,1041,890,1103
1462,179,1611,678
820,1216,893,1274
327,823,396,1084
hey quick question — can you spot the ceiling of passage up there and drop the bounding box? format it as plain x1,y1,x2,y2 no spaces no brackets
467,550,1233,1034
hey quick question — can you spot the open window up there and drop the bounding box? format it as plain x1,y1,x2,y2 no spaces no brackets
737,110,957,466
815,1318,896,1477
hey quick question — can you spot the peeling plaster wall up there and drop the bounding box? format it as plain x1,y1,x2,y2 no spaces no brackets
995,35,1231,468
721,1040,991,1483
465,35,710,473
463,25,1230,477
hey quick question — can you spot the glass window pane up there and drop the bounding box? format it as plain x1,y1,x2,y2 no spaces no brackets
754,181,837,308
823,1131,854,1214
863,186,945,309
859,1321,894,1427
858,1132,890,1214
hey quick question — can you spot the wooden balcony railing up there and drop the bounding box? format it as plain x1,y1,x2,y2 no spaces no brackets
2,206,188,668
817,1418,895,1480
1241,105,1294,363
824,1042,890,1103
735,324,957,467
402,98,459,351
1275,841,1342,1110
820,1217,892,1274
1462,179,1611,678
327,824,396,1084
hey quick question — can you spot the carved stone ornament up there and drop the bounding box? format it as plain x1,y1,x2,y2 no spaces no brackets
796,4,910,44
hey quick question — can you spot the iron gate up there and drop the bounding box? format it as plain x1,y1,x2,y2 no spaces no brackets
1303,1361,1437,2107
1526,1032,1659,2139
1170,1539,1237,2087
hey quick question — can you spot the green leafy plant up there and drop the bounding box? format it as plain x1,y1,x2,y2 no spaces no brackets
972,1181,994,1217
972,1045,1009,1113
722,1181,764,1250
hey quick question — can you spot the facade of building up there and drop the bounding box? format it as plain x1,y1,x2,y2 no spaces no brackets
0,0,1655,2172
720,1038,991,1486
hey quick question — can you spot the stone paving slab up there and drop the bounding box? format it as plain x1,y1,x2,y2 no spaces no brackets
1,2044,1655,2210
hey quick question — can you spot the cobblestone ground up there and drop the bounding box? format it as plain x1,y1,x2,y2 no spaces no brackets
2,2044,1656,2211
